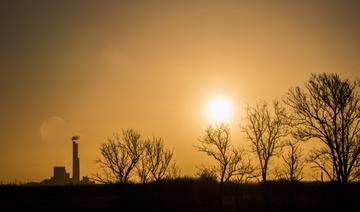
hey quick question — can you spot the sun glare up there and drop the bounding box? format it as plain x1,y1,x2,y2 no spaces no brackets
206,96,234,123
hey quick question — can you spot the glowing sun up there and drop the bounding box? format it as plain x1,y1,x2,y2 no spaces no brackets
205,96,234,123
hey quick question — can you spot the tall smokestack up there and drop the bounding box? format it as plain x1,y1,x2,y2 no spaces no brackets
72,135,80,183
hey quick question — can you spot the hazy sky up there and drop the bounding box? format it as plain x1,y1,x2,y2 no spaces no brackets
1,0,359,182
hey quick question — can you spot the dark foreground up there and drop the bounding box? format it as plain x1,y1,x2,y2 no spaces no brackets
0,179,359,212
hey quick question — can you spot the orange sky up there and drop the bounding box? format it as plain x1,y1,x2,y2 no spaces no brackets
0,0,359,183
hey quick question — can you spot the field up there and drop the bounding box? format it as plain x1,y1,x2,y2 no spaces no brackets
1,179,359,212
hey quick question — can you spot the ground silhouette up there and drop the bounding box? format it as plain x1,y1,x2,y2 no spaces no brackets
1,179,359,212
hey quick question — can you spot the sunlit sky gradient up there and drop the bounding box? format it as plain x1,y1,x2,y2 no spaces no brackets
1,0,359,182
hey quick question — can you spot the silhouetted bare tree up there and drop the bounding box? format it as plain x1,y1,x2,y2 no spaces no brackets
195,124,254,183
95,129,143,184
141,137,177,181
242,100,289,182
276,140,305,182
285,73,360,183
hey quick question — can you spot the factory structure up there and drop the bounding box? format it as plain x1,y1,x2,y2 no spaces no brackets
72,136,80,183
38,136,94,185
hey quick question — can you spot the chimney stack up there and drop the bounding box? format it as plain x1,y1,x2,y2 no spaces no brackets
72,135,80,183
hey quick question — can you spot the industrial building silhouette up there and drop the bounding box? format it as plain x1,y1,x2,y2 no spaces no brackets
38,136,94,185
72,135,80,183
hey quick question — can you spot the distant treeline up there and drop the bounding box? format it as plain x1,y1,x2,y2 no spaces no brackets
95,73,360,184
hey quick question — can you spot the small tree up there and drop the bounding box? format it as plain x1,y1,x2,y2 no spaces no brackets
242,100,289,182
95,129,143,184
145,137,174,181
277,141,305,182
195,124,254,183
196,166,218,182
136,136,179,182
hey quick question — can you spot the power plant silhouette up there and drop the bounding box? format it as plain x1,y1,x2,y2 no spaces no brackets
35,136,94,185
72,135,80,183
